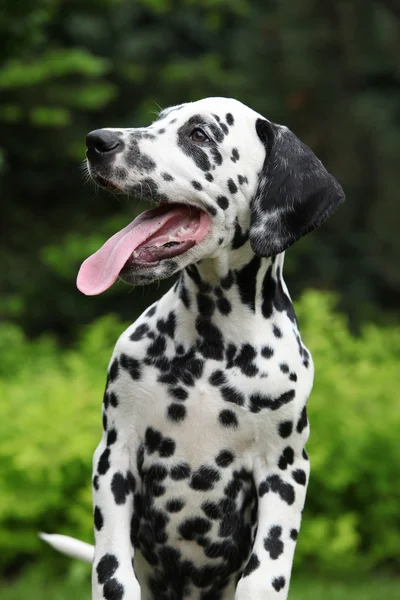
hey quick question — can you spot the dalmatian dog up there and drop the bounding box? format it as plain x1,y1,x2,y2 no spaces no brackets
41,97,344,600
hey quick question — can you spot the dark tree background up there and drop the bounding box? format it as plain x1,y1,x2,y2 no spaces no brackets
1,2,400,595
1,0,399,342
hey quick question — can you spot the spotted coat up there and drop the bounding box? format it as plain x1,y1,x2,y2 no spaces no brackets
49,98,344,600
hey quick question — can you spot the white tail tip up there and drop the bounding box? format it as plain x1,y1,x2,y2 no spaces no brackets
39,532,94,563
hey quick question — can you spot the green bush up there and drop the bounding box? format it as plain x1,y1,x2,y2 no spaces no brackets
0,291,399,575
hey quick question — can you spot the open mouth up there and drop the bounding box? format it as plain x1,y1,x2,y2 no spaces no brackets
77,202,211,296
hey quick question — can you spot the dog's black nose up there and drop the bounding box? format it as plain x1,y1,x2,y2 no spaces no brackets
86,129,122,159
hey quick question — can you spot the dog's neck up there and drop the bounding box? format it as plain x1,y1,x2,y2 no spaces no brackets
168,246,294,347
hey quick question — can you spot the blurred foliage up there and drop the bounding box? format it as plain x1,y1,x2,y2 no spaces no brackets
1,0,400,340
1,0,400,586
1,292,400,576
2,566,399,600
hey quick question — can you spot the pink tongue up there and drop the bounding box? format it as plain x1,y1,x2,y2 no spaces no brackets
77,205,200,296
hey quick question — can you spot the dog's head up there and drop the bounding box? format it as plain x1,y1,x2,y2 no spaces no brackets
78,98,344,295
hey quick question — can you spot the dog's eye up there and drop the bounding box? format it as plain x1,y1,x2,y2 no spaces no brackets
190,128,210,143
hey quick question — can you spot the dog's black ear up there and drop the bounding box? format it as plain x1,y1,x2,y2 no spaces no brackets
250,118,345,257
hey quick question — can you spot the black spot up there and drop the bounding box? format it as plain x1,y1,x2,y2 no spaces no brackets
97,553,119,584
179,517,211,540
243,552,260,577
107,429,117,446
108,358,119,382
289,372,298,382
220,270,234,290
166,499,185,513
109,392,118,408
119,353,141,380
297,406,308,433
93,475,99,491
221,385,245,406
146,464,168,483
94,506,103,531
170,462,191,480
226,113,234,126
136,444,144,477
196,318,224,361
279,420,293,438
231,148,240,162
234,344,258,377
262,265,297,323
205,172,214,182
179,281,191,309
261,345,274,358
147,335,166,357
236,256,260,311
169,386,188,401
145,427,162,453
209,370,227,386
186,264,211,292
220,122,229,134
272,576,286,592
162,172,174,181
190,466,220,491
158,128,165,134
259,474,295,505
197,294,215,318
219,409,238,428
167,403,187,422
292,469,307,485
218,513,237,538
264,525,284,559
302,448,309,460
290,528,298,540
226,344,237,368
280,363,290,373
201,501,222,520
111,471,135,505
159,373,178,385
192,180,203,191
238,174,248,185
98,448,111,475
102,411,108,432
159,437,176,458
227,178,238,194
215,450,235,468
278,446,295,470
146,305,157,317
250,389,295,413
129,323,150,341
157,312,176,338
273,325,282,338
103,578,124,600
217,297,231,315
211,147,223,165
217,195,229,210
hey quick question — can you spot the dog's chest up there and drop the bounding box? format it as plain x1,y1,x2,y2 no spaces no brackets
109,304,313,460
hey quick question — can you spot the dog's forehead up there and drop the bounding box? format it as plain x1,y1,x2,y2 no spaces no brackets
156,97,262,128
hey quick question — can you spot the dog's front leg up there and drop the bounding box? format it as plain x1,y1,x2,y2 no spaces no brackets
236,440,310,600
92,437,141,600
